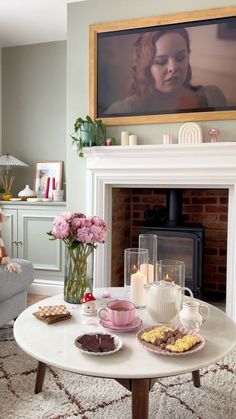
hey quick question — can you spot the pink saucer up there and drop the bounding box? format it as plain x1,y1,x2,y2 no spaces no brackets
100,316,142,332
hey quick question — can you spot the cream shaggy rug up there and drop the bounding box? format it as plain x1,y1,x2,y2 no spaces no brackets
0,324,236,419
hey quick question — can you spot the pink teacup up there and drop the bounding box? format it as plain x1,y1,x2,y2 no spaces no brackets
98,300,136,326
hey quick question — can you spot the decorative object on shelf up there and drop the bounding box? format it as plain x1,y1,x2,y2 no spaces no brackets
52,189,64,201
179,300,210,331
138,234,157,283
18,185,36,201
163,134,174,144
80,288,97,316
129,134,138,146
0,154,28,200
71,115,106,157
124,247,148,307
48,212,107,304
105,138,112,146
178,122,203,144
34,161,63,198
208,128,221,143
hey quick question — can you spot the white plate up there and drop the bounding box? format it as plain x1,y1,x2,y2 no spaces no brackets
10,198,21,201
137,326,205,356
74,332,122,356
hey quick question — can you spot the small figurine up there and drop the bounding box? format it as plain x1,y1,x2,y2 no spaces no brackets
102,290,111,299
80,288,97,316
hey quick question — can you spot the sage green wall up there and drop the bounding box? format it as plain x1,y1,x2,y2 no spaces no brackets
2,41,66,196
0,49,2,155
67,0,236,213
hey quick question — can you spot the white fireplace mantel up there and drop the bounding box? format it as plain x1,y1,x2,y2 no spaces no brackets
85,142,236,321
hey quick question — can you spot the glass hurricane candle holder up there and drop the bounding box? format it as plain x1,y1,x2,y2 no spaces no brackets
156,259,185,288
138,234,157,283
124,248,148,307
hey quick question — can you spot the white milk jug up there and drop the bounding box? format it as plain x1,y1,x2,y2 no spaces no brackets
179,300,210,331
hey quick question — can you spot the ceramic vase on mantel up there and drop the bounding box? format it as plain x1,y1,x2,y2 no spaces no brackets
64,247,93,305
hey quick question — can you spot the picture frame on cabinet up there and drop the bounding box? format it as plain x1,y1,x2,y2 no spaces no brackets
89,6,236,126
34,161,63,198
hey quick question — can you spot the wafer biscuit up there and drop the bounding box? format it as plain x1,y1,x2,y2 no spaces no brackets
37,305,69,318
33,311,71,324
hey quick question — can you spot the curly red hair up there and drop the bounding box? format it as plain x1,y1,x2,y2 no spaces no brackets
129,28,192,97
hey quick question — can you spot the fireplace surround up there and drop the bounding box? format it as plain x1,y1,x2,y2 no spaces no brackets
85,142,236,321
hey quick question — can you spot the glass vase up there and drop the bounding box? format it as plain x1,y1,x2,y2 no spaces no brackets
64,246,93,304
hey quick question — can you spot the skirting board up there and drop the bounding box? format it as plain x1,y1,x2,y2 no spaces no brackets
29,279,63,296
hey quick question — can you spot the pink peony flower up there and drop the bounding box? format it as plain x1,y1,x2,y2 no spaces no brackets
49,212,107,246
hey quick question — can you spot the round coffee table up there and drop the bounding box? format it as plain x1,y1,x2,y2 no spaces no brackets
14,289,236,419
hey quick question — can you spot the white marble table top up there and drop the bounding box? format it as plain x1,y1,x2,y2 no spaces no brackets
14,288,236,380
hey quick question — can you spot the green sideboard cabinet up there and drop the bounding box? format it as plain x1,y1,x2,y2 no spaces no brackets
0,202,66,290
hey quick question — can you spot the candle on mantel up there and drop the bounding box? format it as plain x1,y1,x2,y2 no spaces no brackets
130,270,146,307
140,263,154,283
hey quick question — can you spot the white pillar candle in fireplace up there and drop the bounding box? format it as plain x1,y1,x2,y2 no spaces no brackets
130,270,146,307
121,131,129,146
129,134,138,146
140,263,154,283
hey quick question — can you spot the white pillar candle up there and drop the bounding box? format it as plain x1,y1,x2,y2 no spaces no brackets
129,134,138,146
140,263,154,283
130,270,146,307
121,131,129,146
163,134,173,144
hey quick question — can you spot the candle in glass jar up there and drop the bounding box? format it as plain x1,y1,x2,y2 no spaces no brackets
140,263,154,283
164,273,172,282
130,270,146,307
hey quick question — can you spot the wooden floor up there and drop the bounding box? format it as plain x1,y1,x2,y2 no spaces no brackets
27,294,50,307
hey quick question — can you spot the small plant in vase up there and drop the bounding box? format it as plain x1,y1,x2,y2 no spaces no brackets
48,212,107,304
70,115,106,157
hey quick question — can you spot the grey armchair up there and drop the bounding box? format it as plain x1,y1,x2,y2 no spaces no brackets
0,259,34,327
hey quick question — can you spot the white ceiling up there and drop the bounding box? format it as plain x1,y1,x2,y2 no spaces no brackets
0,0,83,48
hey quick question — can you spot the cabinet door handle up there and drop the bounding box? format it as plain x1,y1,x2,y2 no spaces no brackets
17,240,23,246
11,240,17,245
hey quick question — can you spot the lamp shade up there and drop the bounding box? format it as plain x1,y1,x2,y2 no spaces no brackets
0,154,28,167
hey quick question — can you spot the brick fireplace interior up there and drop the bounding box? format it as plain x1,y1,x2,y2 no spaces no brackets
112,187,228,302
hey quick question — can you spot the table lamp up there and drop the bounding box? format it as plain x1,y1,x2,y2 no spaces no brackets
0,153,28,199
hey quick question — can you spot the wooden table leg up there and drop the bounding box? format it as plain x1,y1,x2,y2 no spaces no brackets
131,379,150,419
192,370,201,387
35,361,47,394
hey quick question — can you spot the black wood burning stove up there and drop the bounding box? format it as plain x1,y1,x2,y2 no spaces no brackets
140,189,204,298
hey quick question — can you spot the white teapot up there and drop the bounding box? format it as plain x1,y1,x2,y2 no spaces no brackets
145,280,193,323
